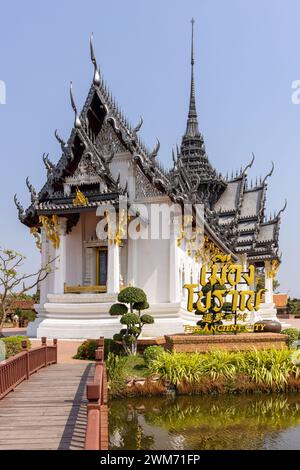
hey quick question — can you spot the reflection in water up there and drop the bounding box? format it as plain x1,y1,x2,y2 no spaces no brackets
109,394,300,450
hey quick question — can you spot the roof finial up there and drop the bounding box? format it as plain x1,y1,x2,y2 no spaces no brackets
184,18,200,138
276,199,287,219
26,177,38,205
55,129,67,152
149,139,160,160
191,18,195,66
262,161,274,184
70,82,82,129
42,153,55,174
14,194,25,220
133,116,143,135
242,152,255,176
90,33,101,86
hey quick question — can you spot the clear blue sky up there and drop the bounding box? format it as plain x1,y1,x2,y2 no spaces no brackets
0,0,299,296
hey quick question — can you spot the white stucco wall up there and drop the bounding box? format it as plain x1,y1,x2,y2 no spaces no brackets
135,238,170,304
66,216,83,285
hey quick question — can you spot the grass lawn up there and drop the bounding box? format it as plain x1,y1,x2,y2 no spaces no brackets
121,354,149,378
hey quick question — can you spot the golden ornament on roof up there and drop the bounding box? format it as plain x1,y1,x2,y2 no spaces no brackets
73,187,89,206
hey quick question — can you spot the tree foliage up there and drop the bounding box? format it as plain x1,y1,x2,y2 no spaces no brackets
0,248,55,335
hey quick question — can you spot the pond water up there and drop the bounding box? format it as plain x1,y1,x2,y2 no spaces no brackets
109,394,300,450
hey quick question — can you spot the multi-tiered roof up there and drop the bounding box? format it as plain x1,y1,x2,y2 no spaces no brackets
15,23,285,264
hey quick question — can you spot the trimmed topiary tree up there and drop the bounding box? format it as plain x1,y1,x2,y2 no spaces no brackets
109,303,128,316
109,287,154,355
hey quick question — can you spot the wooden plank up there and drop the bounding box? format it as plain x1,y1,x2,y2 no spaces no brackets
0,363,94,450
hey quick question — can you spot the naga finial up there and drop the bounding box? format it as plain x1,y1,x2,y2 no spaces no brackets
26,177,38,205
149,139,160,160
262,161,274,184
70,82,82,129
276,199,287,219
42,153,55,173
242,152,255,176
55,129,67,152
133,116,143,135
14,194,25,219
90,33,101,86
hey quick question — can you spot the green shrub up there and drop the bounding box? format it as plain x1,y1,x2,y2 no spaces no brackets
74,339,98,360
149,349,300,390
104,338,121,358
106,352,128,394
143,345,165,365
242,349,297,388
281,328,300,347
74,338,121,360
19,310,36,322
2,336,31,359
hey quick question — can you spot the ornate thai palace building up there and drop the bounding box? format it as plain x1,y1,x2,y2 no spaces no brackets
15,22,286,339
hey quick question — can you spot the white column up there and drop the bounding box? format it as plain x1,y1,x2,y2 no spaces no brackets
53,217,67,295
169,221,180,302
127,237,137,286
39,228,49,305
107,242,120,294
264,260,273,304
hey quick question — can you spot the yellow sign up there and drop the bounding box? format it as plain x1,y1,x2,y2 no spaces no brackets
184,256,266,314
184,324,265,334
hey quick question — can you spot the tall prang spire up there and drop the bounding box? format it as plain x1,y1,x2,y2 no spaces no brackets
185,18,200,137
176,19,226,206
181,18,205,156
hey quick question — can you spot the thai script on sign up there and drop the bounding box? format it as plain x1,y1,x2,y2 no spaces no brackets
184,255,266,314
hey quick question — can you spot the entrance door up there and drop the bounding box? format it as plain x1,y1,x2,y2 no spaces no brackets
96,248,108,291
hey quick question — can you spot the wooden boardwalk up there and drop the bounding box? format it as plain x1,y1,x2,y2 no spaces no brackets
0,362,94,450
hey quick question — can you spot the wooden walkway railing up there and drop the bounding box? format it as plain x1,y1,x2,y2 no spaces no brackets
0,337,57,400
85,337,108,450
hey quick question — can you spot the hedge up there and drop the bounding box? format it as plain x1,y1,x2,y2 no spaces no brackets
2,336,32,359
74,338,121,360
